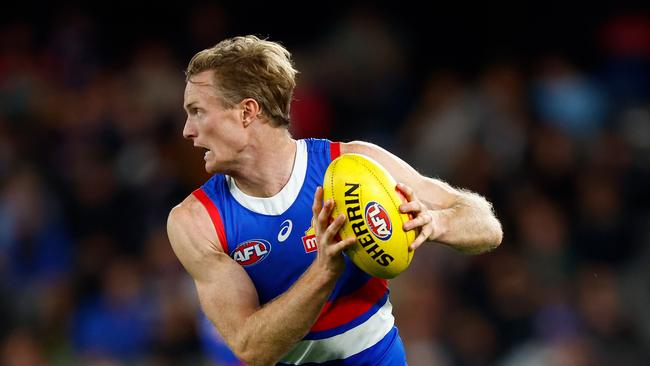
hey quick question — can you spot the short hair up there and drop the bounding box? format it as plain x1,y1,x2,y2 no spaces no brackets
185,35,298,126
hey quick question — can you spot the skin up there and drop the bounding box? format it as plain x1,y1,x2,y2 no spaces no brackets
168,70,503,365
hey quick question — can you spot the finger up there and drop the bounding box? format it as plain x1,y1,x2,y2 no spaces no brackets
312,186,324,218
399,201,425,214
409,230,429,251
328,237,357,255
396,182,415,201
403,212,432,231
322,213,347,242
317,199,334,233
314,200,334,236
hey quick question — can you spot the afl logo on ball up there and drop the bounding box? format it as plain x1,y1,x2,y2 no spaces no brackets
365,201,392,240
232,240,271,266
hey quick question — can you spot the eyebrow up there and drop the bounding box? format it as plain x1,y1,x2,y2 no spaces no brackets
184,102,197,111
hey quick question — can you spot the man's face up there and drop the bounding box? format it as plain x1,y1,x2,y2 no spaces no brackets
183,71,246,173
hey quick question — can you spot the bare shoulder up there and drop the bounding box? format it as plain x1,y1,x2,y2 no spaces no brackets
339,140,385,156
167,194,226,280
340,140,422,184
168,195,219,247
340,140,458,204
340,140,412,171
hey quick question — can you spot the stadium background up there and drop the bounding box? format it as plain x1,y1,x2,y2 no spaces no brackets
1,2,649,365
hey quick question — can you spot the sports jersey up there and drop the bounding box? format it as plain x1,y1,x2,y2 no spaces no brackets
194,138,407,365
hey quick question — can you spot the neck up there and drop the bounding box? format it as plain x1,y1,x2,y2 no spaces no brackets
228,128,297,197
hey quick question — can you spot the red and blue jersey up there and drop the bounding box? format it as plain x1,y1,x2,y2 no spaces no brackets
194,138,406,365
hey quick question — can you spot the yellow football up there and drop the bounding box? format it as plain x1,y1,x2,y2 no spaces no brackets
323,153,415,279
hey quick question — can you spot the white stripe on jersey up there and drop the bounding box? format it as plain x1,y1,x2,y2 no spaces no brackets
279,300,395,365
226,139,307,215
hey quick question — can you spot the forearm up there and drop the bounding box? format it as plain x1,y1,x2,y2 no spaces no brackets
232,264,337,365
427,189,503,253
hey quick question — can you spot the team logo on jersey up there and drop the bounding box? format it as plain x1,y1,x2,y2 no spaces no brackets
232,239,272,266
301,226,318,253
364,201,392,240
277,219,293,243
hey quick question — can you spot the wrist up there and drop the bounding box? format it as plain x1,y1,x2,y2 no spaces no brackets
307,261,342,288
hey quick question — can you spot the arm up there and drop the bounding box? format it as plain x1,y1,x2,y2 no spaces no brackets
341,141,503,254
166,188,355,366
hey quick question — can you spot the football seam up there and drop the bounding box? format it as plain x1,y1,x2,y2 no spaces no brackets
352,156,408,243
329,157,341,230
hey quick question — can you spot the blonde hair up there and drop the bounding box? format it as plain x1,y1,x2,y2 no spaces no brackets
186,35,298,126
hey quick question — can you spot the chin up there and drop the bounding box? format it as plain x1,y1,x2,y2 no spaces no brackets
204,160,224,175
204,161,217,174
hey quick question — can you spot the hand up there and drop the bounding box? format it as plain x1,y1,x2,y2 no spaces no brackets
397,182,440,251
311,187,357,276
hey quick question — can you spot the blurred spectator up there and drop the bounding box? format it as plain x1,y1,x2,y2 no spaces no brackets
620,227,650,362
445,307,499,365
401,70,473,178
574,264,644,365
313,6,413,144
499,336,600,366
1,328,49,366
392,267,451,366
527,125,577,201
599,13,650,106
402,62,528,186
72,257,153,362
533,56,609,139
0,166,72,285
289,52,335,139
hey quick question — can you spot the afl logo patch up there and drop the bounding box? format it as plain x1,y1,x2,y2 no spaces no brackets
364,201,392,240
232,239,271,266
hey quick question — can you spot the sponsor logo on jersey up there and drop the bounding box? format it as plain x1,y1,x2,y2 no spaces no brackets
364,201,392,240
302,234,318,253
277,219,293,243
232,239,271,266
301,226,318,253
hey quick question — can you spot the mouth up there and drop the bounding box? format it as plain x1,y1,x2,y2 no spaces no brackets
194,144,212,160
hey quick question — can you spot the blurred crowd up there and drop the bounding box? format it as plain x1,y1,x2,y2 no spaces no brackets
1,4,649,366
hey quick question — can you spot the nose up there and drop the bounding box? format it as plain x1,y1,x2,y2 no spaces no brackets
183,118,196,140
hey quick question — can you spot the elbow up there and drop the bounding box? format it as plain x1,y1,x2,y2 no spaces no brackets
459,218,503,255
491,217,503,248
234,350,259,366
480,199,503,252
232,346,261,366
231,340,257,366
232,338,276,366
481,217,503,252
484,198,503,249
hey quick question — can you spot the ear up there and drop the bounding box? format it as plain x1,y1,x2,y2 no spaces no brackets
240,98,261,127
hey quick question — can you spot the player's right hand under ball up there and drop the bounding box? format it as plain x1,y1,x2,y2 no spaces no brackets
311,186,356,277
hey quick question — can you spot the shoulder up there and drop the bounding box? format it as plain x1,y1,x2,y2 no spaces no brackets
168,194,208,225
167,194,225,261
340,140,384,156
167,194,240,283
339,140,439,194
340,140,416,174
340,141,412,163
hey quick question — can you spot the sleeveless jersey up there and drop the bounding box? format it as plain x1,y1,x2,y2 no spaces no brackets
194,138,406,365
